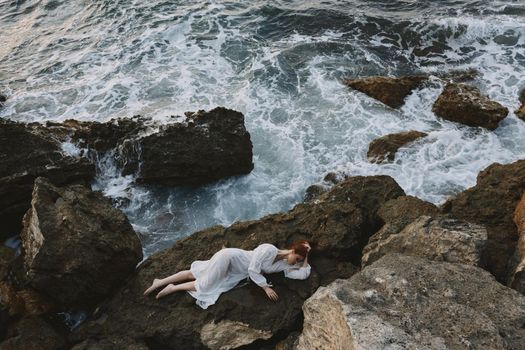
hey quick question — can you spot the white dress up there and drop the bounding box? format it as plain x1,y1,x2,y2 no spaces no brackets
187,243,311,309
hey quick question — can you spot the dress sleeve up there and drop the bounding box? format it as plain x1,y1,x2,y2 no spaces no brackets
284,264,311,280
248,244,274,287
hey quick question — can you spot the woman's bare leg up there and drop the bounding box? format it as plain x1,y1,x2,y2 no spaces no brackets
156,281,196,299
144,270,195,296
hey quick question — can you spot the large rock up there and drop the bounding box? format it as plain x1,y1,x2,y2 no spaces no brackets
508,192,525,294
442,160,525,281
516,88,525,121
295,254,525,350
367,130,427,163
362,216,487,267
21,177,143,308
344,75,427,109
0,316,67,350
432,83,508,130
70,175,404,349
0,119,95,240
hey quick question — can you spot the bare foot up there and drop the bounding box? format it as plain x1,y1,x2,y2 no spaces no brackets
156,284,176,299
144,278,163,296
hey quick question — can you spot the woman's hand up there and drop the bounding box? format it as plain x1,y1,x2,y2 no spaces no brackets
263,286,278,302
303,242,311,253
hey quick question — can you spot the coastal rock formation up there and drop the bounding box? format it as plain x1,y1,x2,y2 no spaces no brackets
507,192,525,294
21,177,143,308
344,75,427,108
303,172,348,202
0,95,6,107
295,254,525,350
516,88,525,120
442,160,525,281
362,216,487,267
0,316,67,350
70,175,404,349
0,119,95,240
432,83,508,130
367,130,427,163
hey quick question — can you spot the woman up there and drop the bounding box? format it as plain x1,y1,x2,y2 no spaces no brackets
144,240,312,309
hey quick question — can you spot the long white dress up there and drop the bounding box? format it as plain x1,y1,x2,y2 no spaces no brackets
187,243,311,309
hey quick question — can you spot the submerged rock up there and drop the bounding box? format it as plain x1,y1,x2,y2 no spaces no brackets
508,192,525,294
296,254,525,350
362,216,487,267
442,160,525,281
0,95,6,107
516,88,525,121
432,83,508,130
70,175,404,349
367,130,427,163
344,75,427,109
21,177,142,308
0,119,95,240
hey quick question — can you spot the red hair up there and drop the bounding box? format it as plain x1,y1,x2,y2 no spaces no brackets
288,240,309,258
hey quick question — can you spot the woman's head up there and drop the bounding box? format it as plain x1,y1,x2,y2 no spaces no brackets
286,240,310,264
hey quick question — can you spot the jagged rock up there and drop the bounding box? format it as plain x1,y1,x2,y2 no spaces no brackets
21,177,142,308
516,88,525,121
0,282,54,317
367,130,427,163
303,172,348,203
0,316,67,350
432,83,508,130
70,175,404,349
508,192,525,294
344,75,427,108
295,254,525,350
0,247,15,281
442,160,525,281
0,120,95,240
362,216,487,267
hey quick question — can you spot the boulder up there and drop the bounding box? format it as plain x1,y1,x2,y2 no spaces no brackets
442,160,525,281
295,254,525,350
508,192,525,294
0,282,54,317
344,75,427,109
367,130,427,163
0,316,67,350
70,175,404,349
303,172,348,203
432,83,508,130
516,88,525,121
21,177,143,308
362,216,487,267
0,247,15,281
0,120,95,240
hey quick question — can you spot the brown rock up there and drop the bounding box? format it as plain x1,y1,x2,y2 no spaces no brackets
0,282,54,317
21,177,143,308
432,83,508,130
516,88,525,121
344,75,427,109
367,130,427,163
0,316,67,350
70,175,404,349
295,254,525,350
0,247,15,281
508,192,525,294
362,216,487,267
442,160,525,281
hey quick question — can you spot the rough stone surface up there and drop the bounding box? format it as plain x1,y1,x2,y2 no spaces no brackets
362,216,487,267
516,88,525,121
442,160,525,281
303,172,348,203
0,316,67,350
21,177,143,308
200,320,273,350
0,119,95,240
70,175,404,349
0,281,54,317
295,254,525,350
367,130,427,163
344,75,427,108
432,83,508,130
508,192,525,294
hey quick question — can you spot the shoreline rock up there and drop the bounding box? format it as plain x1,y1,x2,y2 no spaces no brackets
367,130,427,164
516,88,525,120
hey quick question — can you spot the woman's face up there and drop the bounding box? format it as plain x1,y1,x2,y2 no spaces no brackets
287,251,305,265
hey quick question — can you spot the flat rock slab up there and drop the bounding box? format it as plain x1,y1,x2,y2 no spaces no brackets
296,254,525,350
432,83,508,130
344,76,427,109
21,177,143,308
367,130,427,163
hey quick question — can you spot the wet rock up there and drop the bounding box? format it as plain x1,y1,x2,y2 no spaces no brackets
442,160,525,281
0,247,15,281
367,130,427,163
0,120,95,240
0,316,67,350
295,254,525,350
0,282,54,317
507,192,525,294
344,75,427,109
362,216,487,267
21,177,143,308
516,88,525,121
70,175,404,349
0,95,6,107
303,172,348,203
432,83,508,130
